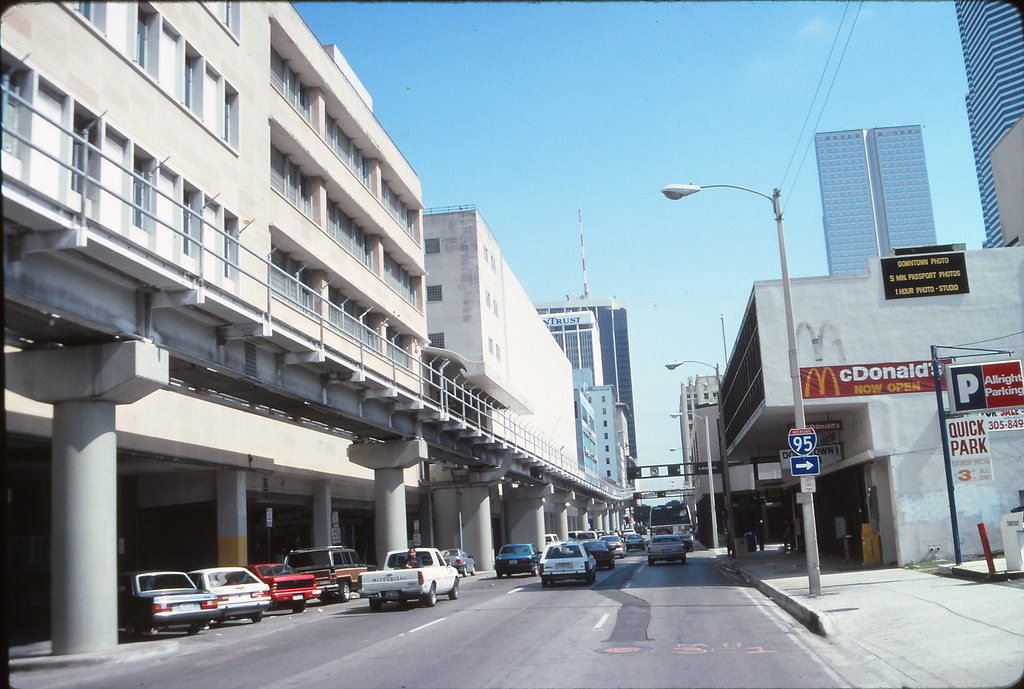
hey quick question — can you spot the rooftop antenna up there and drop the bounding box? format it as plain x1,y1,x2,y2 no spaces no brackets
579,209,589,299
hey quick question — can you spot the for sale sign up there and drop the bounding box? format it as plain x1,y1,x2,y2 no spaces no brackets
947,360,1024,412
946,417,992,483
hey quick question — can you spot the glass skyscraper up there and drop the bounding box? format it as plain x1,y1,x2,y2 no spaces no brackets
814,126,938,276
955,1,1024,248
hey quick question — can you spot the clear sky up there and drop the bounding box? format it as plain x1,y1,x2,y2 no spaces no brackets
295,1,982,475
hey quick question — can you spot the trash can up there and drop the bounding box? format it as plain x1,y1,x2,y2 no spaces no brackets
999,509,1024,572
745,531,757,552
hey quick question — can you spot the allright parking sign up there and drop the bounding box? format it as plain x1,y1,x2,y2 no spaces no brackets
946,360,1024,412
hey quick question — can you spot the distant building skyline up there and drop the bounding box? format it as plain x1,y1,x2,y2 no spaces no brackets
814,126,937,275
955,0,1024,248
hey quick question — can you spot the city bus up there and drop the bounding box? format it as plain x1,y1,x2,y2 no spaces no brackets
648,501,694,550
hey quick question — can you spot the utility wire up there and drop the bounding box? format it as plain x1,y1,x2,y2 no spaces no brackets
779,1,864,211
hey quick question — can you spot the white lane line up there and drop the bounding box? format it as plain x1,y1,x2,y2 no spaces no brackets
594,613,610,629
403,617,447,636
507,586,524,594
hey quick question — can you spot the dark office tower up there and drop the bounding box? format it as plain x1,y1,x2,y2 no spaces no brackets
536,297,637,458
955,1,1024,248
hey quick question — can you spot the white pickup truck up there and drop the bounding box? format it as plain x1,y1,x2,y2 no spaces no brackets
358,548,460,611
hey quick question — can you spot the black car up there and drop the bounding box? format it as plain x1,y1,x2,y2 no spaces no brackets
582,540,615,569
118,571,220,637
494,543,540,577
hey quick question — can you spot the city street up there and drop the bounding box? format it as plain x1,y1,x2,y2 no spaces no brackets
11,550,891,689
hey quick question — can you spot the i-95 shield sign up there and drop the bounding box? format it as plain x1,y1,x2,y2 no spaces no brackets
787,428,817,456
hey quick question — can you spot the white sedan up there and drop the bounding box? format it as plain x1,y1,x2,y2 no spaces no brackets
188,566,272,624
539,542,597,586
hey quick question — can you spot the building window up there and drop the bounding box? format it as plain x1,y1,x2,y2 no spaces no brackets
183,49,201,113
326,118,366,184
425,237,440,254
222,83,238,147
429,332,445,349
222,211,239,278
270,147,312,217
425,285,443,302
182,185,201,257
135,5,157,75
271,49,310,121
383,254,416,305
132,151,155,230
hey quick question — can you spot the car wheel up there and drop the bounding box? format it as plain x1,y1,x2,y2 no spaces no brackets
448,578,459,601
648,558,655,566
530,565,539,577
609,561,616,569
250,611,263,623
586,571,596,584
422,583,438,607
541,577,551,587
369,598,384,612
338,580,352,603
682,554,687,564
292,600,307,613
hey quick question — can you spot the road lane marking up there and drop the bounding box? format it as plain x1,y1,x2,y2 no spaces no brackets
507,586,525,594
403,617,446,635
594,613,610,629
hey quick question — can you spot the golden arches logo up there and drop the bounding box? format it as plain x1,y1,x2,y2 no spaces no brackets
803,367,841,398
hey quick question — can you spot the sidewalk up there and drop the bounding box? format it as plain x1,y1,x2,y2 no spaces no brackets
717,544,1024,689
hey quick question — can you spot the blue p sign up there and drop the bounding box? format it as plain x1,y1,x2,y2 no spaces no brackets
949,365,986,412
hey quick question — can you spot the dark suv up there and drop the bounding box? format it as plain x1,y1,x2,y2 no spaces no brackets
494,543,540,578
284,546,368,603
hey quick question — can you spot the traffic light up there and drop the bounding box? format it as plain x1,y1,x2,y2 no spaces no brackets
667,464,682,476
656,490,668,498
627,466,641,480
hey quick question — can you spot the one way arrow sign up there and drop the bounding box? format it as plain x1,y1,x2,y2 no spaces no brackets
790,455,820,476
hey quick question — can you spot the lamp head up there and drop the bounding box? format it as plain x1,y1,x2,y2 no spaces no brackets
661,184,701,200
665,361,683,370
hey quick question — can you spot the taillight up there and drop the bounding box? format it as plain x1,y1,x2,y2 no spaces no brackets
201,599,218,610
539,564,545,574
218,595,229,604
251,591,264,599
152,603,171,614
329,572,338,581
418,571,425,585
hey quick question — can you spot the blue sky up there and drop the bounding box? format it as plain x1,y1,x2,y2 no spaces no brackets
295,1,982,471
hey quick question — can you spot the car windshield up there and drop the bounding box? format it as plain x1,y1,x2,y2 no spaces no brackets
137,573,195,592
208,569,258,587
601,535,621,542
546,544,583,559
584,541,609,551
500,545,533,556
256,564,294,577
443,549,461,556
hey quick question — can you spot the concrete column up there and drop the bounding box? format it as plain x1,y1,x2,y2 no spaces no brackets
504,484,553,551
348,438,427,566
217,469,248,565
7,342,167,655
549,491,572,541
430,467,496,571
52,399,118,652
312,479,332,546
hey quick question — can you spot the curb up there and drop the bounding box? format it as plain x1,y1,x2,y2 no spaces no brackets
9,639,181,671
718,559,834,638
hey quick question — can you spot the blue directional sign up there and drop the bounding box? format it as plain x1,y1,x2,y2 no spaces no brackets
787,428,817,456
790,455,820,476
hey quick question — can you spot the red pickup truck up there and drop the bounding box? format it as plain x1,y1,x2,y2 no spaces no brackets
247,563,321,613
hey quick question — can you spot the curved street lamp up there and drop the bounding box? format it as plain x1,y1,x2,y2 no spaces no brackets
661,182,821,596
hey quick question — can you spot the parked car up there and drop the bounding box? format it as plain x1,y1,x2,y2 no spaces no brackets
247,563,321,613
582,539,615,569
544,533,561,545
624,533,646,551
494,543,540,578
118,570,220,637
647,534,688,565
601,534,625,558
442,548,476,576
539,542,597,586
284,546,368,603
188,566,272,624
569,530,597,541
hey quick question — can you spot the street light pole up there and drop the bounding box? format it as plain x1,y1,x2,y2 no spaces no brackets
666,359,730,554
701,415,720,549
662,184,822,596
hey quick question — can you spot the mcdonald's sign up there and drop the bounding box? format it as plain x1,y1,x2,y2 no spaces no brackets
801,360,942,399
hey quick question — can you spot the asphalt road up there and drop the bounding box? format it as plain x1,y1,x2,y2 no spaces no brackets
11,550,888,689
